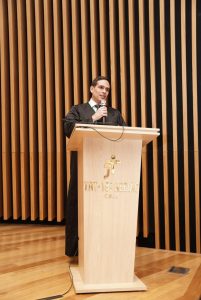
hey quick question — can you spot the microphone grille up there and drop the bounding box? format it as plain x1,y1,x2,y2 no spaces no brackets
100,100,106,106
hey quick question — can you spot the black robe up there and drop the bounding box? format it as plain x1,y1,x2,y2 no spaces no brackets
64,102,126,256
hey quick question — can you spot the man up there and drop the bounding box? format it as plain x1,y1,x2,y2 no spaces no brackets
64,75,126,256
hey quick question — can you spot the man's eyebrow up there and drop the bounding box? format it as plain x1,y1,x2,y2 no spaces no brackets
98,85,110,90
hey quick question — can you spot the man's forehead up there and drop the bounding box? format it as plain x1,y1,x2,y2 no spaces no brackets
96,80,110,88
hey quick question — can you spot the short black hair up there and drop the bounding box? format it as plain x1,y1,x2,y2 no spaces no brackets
90,75,110,87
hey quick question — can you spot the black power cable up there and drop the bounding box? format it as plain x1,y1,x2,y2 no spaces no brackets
88,125,125,142
36,249,78,300
36,266,73,300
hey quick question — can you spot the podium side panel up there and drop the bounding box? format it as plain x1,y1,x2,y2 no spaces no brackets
78,147,84,279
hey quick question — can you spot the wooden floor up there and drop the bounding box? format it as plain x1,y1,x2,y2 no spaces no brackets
0,224,200,300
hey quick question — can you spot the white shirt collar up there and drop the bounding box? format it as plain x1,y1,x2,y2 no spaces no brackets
88,98,98,108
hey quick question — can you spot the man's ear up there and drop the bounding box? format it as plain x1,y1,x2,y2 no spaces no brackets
90,86,94,93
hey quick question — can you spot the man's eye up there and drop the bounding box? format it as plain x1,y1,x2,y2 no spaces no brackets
98,85,110,92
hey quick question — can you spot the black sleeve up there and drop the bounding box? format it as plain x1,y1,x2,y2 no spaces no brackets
63,105,93,138
117,111,127,126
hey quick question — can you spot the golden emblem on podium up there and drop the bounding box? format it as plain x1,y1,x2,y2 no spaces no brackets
104,154,120,179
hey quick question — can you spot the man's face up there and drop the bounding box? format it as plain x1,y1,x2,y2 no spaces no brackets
90,80,110,104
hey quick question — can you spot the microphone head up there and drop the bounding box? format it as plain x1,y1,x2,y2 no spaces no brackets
100,99,106,106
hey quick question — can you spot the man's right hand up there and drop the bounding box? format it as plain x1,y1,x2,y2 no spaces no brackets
92,106,108,122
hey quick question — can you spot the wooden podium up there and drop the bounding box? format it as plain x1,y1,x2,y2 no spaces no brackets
67,124,160,293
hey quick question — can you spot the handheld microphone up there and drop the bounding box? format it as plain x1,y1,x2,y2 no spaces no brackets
100,100,107,123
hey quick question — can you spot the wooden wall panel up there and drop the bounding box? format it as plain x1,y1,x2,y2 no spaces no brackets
81,0,90,102
159,0,170,250
191,0,200,253
0,0,200,254
0,0,12,220
119,0,128,122
26,0,38,221
35,0,47,220
128,0,137,126
0,34,2,218
90,0,99,79
44,0,56,221
149,0,160,249
181,0,190,252
62,0,73,192
139,0,149,237
62,0,73,113
99,0,108,76
17,0,30,220
8,0,21,219
53,0,65,222
109,0,118,109
170,0,180,251
71,0,82,105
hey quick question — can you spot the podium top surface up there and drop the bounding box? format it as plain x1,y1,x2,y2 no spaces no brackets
67,123,160,151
